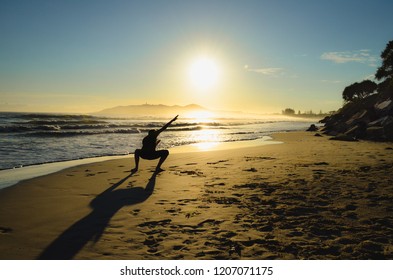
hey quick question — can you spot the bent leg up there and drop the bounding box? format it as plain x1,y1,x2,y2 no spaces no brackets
131,149,141,173
155,150,169,172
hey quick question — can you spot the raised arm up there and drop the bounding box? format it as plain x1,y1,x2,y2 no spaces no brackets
157,115,178,134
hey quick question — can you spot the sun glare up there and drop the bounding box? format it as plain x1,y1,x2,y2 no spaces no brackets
188,56,220,91
184,111,215,121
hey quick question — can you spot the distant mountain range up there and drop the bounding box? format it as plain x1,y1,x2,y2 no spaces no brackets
93,104,211,118
93,103,264,118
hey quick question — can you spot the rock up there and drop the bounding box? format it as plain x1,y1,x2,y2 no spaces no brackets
345,109,369,126
306,124,318,131
344,123,367,139
368,115,393,127
319,116,330,123
366,126,385,140
320,86,393,141
383,121,393,140
321,100,391,140
324,130,339,136
324,122,350,135
374,98,393,117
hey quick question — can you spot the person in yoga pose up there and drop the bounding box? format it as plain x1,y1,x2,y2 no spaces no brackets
131,115,178,173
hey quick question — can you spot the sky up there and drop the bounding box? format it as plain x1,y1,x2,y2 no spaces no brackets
1,0,392,114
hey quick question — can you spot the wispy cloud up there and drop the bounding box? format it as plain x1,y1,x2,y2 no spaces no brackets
321,50,378,66
244,65,284,76
320,79,342,84
363,73,376,81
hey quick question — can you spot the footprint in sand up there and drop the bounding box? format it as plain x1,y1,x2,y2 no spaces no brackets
287,230,304,237
177,198,198,204
156,199,169,205
79,193,94,197
138,219,172,228
314,162,329,166
207,160,229,166
109,177,121,181
243,168,257,172
205,181,226,187
84,169,96,176
185,211,200,218
173,245,186,251
179,170,204,177
245,156,276,161
143,236,161,252
359,165,371,172
197,219,224,227
0,226,13,234
166,208,181,215
183,239,195,245
345,204,358,211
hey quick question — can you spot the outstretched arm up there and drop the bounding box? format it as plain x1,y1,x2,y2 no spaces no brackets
157,115,178,134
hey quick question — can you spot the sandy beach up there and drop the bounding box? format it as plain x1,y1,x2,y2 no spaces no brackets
0,131,392,260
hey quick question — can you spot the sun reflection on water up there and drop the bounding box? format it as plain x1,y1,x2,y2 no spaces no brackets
189,126,222,150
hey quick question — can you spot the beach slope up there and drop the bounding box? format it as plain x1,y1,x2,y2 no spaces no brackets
0,132,392,259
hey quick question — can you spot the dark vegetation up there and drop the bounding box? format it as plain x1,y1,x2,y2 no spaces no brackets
320,40,393,141
282,108,333,118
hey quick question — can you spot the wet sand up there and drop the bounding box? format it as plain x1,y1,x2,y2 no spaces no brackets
0,131,392,259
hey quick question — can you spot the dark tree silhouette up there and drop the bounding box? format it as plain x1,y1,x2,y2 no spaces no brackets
282,108,295,115
342,80,377,102
375,40,393,81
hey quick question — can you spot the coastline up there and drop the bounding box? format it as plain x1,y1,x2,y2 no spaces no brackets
1,131,392,260
0,155,130,190
0,136,281,190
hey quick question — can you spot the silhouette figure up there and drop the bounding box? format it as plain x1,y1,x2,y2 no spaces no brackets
37,172,157,260
132,115,178,173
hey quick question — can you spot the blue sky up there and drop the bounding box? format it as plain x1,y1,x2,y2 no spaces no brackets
1,0,392,113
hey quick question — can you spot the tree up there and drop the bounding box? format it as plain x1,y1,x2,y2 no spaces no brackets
375,40,393,81
342,80,377,102
342,83,356,102
377,78,392,93
282,108,295,115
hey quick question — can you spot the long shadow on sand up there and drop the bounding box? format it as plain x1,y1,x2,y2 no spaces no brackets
37,172,157,260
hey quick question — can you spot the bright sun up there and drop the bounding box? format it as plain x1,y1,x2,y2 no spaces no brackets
188,56,220,91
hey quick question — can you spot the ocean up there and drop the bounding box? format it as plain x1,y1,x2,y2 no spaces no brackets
0,112,318,170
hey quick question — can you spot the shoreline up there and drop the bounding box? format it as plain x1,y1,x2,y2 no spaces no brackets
0,155,130,190
1,131,392,260
0,136,281,190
